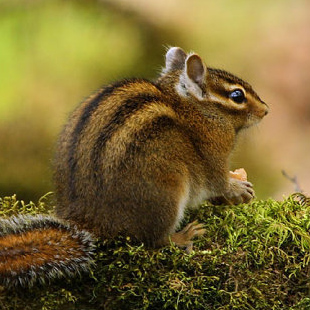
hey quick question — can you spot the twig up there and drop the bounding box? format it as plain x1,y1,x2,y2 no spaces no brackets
282,170,303,193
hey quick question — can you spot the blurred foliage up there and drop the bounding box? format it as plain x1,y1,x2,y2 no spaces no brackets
1,193,310,309
0,0,177,201
0,0,309,200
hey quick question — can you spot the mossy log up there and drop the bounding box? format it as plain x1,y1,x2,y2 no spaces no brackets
1,193,310,310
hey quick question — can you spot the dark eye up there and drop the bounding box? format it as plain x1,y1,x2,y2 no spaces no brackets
229,89,246,103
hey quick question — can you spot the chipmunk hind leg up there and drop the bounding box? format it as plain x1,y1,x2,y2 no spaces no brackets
152,183,206,252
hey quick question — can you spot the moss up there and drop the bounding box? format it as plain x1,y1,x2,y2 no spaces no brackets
0,192,54,217
1,193,310,309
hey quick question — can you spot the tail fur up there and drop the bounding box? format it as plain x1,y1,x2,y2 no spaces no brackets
0,214,95,288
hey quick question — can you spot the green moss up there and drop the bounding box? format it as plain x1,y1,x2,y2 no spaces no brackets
1,193,310,309
0,192,54,217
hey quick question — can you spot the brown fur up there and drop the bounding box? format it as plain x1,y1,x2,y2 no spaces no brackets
54,47,268,248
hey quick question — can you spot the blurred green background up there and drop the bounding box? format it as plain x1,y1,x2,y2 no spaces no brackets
0,0,309,202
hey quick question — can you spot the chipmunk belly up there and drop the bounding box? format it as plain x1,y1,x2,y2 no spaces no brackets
188,188,212,209
173,182,191,230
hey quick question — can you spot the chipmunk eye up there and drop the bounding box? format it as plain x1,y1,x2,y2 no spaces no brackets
229,89,246,104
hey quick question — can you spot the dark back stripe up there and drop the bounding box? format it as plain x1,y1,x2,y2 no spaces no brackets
94,115,177,194
126,115,177,154
67,78,145,201
92,93,162,174
126,115,206,161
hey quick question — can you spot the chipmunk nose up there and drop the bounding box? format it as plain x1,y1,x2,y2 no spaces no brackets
262,102,269,116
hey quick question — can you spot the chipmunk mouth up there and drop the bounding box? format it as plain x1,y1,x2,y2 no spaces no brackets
247,102,269,124
245,112,267,128
258,106,269,118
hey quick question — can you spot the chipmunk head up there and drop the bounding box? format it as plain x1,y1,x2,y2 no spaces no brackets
161,47,268,131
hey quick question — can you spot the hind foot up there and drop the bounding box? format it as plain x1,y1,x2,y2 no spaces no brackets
170,220,206,253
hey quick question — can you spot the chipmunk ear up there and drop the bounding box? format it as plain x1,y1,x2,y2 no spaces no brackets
177,53,206,100
185,54,206,88
163,47,187,73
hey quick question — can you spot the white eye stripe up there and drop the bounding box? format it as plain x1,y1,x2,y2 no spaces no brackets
207,91,247,110
207,92,222,102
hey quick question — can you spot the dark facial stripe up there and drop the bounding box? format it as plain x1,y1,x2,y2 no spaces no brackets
208,68,248,88
91,93,162,175
67,78,145,201
208,68,263,103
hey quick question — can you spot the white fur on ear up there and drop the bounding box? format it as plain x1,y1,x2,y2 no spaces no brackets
176,53,207,101
162,47,187,74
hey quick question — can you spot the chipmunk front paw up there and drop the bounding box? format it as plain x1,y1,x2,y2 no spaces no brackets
224,178,255,205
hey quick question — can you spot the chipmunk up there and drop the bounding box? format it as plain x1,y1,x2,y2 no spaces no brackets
0,47,268,288
54,46,268,245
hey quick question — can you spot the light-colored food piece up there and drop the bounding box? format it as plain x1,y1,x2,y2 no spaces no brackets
229,168,247,181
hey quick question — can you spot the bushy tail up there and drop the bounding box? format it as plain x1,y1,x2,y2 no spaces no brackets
0,214,95,288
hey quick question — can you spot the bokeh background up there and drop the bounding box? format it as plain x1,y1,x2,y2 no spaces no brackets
1,0,309,202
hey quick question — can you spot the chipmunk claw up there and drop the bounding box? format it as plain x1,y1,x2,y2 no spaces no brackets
224,179,255,204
